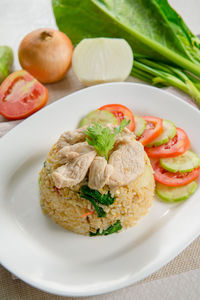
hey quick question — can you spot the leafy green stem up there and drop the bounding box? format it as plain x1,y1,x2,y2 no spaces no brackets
132,59,200,108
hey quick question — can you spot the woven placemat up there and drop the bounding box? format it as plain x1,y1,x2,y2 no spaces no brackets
0,71,199,299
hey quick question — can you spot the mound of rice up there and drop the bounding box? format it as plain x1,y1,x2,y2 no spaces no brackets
39,144,155,236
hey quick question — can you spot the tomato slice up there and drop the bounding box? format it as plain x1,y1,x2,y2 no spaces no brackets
137,116,163,146
153,161,200,186
145,128,190,158
0,70,48,120
98,104,135,131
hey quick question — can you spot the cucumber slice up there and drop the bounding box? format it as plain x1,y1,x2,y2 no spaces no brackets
134,116,146,137
146,120,176,147
160,150,200,173
79,110,118,127
156,181,197,202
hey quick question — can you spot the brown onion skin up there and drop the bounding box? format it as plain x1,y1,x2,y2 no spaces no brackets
18,28,73,83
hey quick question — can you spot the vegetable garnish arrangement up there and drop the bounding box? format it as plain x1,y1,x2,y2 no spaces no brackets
2,0,200,119
80,103,200,203
52,0,200,108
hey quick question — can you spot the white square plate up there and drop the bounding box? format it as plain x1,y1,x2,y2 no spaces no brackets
0,82,199,297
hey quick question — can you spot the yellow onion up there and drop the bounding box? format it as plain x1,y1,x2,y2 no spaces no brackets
18,28,73,83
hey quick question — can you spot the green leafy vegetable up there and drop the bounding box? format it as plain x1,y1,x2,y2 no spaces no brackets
80,185,115,217
89,220,122,236
52,0,200,107
81,185,115,206
85,119,130,160
80,193,106,218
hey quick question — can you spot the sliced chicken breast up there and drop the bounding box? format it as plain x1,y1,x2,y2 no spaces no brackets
88,156,113,190
52,150,96,188
108,138,145,188
57,127,86,150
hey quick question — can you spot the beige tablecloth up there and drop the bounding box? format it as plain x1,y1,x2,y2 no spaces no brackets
0,68,200,299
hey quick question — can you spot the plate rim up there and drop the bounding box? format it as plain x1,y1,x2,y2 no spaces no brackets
0,81,199,146
0,82,200,297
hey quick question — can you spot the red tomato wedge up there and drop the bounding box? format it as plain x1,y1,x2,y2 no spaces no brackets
138,116,163,146
0,70,48,120
98,104,135,131
153,161,200,186
145,128,190,158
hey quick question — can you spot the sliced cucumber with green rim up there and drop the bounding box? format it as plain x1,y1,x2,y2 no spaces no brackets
79,110,118,127
160,150,200,173
134,116,146,137
146,120,176,147
156,181,197,202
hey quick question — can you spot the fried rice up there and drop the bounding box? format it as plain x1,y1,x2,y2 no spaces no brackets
39,144,155,236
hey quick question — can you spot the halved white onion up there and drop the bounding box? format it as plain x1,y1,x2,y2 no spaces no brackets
72,38,133,86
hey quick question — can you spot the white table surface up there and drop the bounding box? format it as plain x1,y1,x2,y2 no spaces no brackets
1,0,200,299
